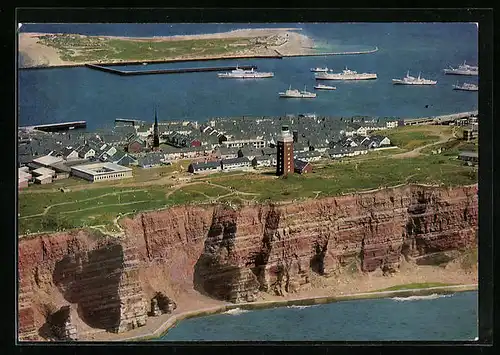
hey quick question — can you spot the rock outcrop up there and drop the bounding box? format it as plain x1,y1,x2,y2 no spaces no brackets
18,184,478,340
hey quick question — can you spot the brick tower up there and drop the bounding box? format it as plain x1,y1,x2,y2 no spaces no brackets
153,107,160,149
276,125,294,176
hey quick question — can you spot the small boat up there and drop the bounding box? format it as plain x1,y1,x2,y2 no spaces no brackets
142,62,148,65
314,83,337,90
453,82,478,91
279,85,317,98
392,71,437,85
311,67,330,72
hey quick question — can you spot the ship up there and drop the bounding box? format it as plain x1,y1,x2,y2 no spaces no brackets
443,61,478,76
392,71,437,85
452,82,478,91
315,67,377,80
311,67,330,72
314,83,337,90
217,66,274,78
279,85,317,98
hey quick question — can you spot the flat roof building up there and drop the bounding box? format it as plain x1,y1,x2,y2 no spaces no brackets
71,162,133,182
32,155,63,168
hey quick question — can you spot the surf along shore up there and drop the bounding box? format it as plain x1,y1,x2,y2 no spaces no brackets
119,284,478,342
18,28,316,68
81,260,477,341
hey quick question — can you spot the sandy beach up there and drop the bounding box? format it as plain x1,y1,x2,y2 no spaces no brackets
18,28,315,68
81,259,477,341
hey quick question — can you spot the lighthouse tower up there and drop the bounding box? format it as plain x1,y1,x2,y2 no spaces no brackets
153,107,160,149
276,125,294,176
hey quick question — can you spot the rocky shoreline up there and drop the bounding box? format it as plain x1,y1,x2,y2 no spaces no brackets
18,184,478,341
118,284,479,341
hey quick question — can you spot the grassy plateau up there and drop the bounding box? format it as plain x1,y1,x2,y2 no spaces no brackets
18,125,478,235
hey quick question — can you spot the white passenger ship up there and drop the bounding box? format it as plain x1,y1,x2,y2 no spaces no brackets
218,67,274,78
315,67,377,80
279,85,317,98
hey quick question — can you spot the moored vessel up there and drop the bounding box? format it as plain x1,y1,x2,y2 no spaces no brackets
218,66,274,79
452,82,478,91
315,67,377,80
311,67,330,72
392,71,437,85
279,85,317,98
314,83,337,90
443,61,478,76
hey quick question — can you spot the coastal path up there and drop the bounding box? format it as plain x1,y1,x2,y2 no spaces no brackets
19,188,149,219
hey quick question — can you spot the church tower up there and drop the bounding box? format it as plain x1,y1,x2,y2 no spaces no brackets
276,125,294,176
153,106,160,149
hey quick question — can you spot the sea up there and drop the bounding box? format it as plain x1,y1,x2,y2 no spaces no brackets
154,291,478,341
18,23,478,130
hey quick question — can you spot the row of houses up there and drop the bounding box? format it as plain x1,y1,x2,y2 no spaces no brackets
188,157,312,175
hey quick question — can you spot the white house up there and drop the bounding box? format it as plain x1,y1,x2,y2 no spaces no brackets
386,121,399,129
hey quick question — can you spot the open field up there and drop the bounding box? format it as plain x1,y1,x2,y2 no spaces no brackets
19,29,315,67
380,125,454,150
18,154,477,235
420,137,478,156
42,35,260,62
18,125,476,235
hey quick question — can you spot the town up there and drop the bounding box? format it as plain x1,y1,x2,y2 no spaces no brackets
17,111,478,189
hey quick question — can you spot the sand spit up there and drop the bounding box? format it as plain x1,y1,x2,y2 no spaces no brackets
18,28,314,68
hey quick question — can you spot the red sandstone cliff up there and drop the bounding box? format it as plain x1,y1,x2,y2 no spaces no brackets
17,184,478,340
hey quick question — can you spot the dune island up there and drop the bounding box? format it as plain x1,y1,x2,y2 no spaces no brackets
18,28,322,67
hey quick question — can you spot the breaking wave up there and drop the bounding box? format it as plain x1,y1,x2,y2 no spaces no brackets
224,308,249,315
286,305,318,310
391,293,452,302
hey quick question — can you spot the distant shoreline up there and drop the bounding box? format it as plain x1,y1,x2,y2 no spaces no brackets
18,28,315,68
90,284,478,342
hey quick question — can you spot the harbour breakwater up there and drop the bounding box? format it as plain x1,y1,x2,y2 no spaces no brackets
18,47,380,70
85,64,258,76
18,184,478,341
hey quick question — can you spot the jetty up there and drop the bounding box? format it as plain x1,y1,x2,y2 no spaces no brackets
19,121,87,132
404,111,478,126
115,118,144,126
276,46,379,58
86,64,258,76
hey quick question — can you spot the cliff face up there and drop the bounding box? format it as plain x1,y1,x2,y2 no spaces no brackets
18,231,147,340
18,184,478,340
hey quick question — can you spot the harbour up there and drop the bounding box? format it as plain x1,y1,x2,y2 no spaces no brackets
19,120,87,132
16,22,480,344
86,64,259,76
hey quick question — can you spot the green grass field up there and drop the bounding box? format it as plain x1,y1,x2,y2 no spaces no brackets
37,34,260,62
18,126,477,236
380,125,452,150
371,283,456,292
420,138,478,156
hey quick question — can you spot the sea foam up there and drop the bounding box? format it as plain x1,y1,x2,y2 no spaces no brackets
391,293,452,302
286,305,318,310
224,308,249,315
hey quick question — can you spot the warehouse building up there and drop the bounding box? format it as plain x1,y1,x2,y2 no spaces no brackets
188,161,221,174
71,162,133,182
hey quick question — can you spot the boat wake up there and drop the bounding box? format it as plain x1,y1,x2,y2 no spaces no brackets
224,308,249,315
391,293,452,302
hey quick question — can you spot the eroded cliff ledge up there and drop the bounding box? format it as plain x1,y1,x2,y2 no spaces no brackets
18,184,478,340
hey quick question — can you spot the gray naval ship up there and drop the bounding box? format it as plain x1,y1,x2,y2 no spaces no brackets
443,61,478,76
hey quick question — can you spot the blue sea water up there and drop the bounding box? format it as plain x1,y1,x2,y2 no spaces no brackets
18,23,478,130
154,291,478,341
